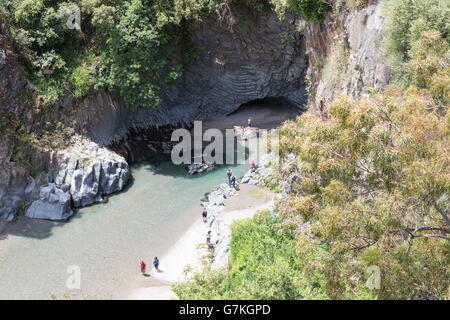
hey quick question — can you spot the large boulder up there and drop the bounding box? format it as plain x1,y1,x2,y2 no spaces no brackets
25,183,73,220
207,190,226,206
219,183,236,198
53,139,130,208
188,163,212,175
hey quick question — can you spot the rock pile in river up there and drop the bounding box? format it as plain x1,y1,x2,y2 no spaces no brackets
201,155,274,269
23,138,130,221
240,154,273,186
198,182,238,269
187,163,213,175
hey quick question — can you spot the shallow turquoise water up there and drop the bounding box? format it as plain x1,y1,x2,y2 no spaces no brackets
0,156,249,299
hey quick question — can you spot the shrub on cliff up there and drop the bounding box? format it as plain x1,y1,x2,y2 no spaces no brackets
5,0,214,108
287,0,331,22
384,0,449,84
99,0,181,110
275,32,449,299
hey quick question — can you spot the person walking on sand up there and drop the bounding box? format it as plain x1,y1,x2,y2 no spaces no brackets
140,261,146,275
153,257,159,271
227,168,233,186
202,208,208,223
206,231,212,244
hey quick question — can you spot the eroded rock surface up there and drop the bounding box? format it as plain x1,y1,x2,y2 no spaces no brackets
305,0,391,115
25,183,72,220
1,137,130,221
49,10,308,147
51,139,130,208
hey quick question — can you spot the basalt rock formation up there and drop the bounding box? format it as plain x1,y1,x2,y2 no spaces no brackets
0,1,390,221
305,0,391,116
42,9,309,166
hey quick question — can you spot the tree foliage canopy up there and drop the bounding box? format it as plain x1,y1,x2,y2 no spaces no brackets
175,32,450,299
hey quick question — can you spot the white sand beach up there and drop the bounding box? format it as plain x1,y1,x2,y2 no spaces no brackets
119,184,275,300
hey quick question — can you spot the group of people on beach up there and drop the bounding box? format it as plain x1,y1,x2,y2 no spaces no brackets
227,168,237,189
139,156,258,276
201,160,258,250
140,257,159,276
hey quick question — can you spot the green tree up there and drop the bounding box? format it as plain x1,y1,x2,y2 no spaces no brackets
287,0,331,22
101,0,181,110
276,33,449,298
384,0,450,83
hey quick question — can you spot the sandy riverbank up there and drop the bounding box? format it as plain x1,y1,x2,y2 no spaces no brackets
119,184,275,300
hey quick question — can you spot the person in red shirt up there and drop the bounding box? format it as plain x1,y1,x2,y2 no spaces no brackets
251,160,256,173
140,261,146,275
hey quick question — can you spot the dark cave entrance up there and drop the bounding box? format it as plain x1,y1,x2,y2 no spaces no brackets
110,96,305,164
225,96,303,130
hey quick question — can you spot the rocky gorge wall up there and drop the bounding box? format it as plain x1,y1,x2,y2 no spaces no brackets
304,0,391,117
1,8,308,221
49,9,309,147
0,1,391,221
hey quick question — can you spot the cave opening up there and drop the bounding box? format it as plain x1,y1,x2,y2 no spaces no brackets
226,96,303,130
110,96,305,164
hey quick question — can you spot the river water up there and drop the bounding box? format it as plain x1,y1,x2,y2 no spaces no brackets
0,156,249,299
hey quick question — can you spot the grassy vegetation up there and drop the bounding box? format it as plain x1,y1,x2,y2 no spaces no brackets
250,190,264,198
173,210,329,299
322,42,350,88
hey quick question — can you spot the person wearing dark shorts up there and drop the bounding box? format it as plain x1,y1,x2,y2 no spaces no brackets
202,209,207,223
231,175,236,189
153,257,159,271
227,168,232,186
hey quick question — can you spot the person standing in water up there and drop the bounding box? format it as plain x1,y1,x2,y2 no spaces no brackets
140,261,146,275
202,208,208,223
227,168,233,186
248,117,252,127
153,257,159,271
